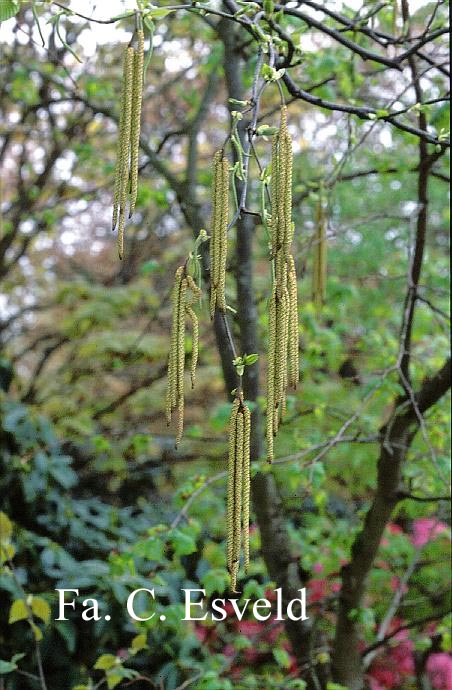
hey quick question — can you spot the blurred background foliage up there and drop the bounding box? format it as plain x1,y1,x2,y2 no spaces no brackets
0,1,450,689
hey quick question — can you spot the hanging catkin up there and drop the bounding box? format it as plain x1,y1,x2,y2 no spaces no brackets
129,29,144,218
242,403,251,572
312,194,327,310
209,151,229,319
266,106,299,463
112,30,145,259
287,254,299,390
186,305,198,389
165,266,201,447
112,47,130,233
226,396,251,592
113,46,134,259
266,284,277,463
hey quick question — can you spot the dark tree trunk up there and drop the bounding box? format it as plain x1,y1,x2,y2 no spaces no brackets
332,358,451,688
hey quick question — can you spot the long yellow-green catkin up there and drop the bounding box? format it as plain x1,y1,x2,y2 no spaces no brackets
242,403,251,572
117,47,134,259
209,151,229,318
273,290,286,419
232,410,244,593
112,46,132,232
232,414,244,582
313,195,327,310
226,397,252,591
166,267,184,424
176,394,184,448
278,288,290,406
176,275,187,391
266,285,277,463
282,127,293,261
273,286,290,434
270,134,279,258
186,274,201,298
174,274,187,447
187,277,201,390
217,155,229,312
227,399,240,576
319,212,327,304
165,267,201,447
287,254,299,389
276,112,287,283
266,106,298,461
186,305,198,389
129,30,144,218
210,153,221,318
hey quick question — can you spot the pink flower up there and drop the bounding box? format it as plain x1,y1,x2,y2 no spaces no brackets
371,667,398,688
308,579,327,603
313,562,324,574
411,518,448,547
223,643,235,658
387,617,405,633
237,620,262,636
369,678,386,690
381,523,403,547
388,523,403,535
267,621,284,643
390,576,408,594
194,624,209,643
369,634,415,688
426,653,452,690
391,640,415,675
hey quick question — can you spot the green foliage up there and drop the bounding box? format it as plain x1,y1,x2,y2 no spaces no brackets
0,0,19,23
0,1,449,688
0,653,25,676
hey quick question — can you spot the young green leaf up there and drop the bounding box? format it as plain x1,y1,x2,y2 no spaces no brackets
8,599,28,624
0,0,19,23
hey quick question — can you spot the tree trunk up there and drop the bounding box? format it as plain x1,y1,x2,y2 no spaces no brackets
332,358,451,688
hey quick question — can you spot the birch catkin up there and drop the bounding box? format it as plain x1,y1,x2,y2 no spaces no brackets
186,306,198,389
287,254,299,390
233,411,244,579
129,29,144,218
227,398,239,578
313,194,327,310
209,151,229,319
266,106,299,462
112,31,146,259
165,266,201,447
166,267,183,425
226,397,251,592
113,46,134,258
266,285,277,463
112,47,132,232
242,403,251,572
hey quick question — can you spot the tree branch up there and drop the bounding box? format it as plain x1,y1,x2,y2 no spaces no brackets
331,358,451,689
282,73,448,147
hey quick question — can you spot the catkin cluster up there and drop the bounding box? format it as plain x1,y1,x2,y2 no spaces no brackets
312,195,327,310
266,106,299,463
209,150,230,319
227,396,251,592
165,266,201,447
112,29,145,259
